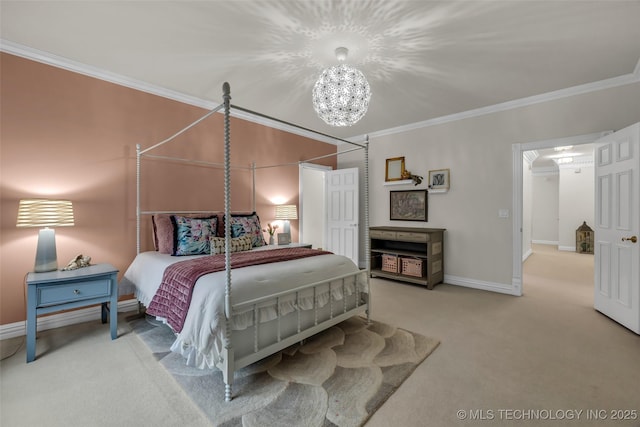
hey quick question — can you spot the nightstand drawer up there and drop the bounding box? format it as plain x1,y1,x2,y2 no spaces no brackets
37,279,112,307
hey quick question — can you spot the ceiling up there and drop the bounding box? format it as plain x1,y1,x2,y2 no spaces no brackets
2,1,640,140
531,144,594,169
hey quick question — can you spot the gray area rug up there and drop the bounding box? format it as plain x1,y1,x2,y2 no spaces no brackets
130,316,439,427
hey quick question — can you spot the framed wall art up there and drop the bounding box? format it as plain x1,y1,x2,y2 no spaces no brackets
385,157,405,181
428,168,450,193
390,190,428,221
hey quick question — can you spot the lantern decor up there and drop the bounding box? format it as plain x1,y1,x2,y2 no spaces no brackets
576,221,594,254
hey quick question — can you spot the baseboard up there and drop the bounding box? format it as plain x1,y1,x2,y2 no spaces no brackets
558,246,576,252
532,240,559,246
444,275,519,296
0,299,140,341
523,248,533,262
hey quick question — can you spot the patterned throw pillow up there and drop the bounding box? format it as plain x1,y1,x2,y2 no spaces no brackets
228,212,266,247
153,213,220,254
172,216,217,256
210,235,253,255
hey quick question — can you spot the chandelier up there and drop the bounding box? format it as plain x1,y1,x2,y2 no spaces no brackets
312,47,371,127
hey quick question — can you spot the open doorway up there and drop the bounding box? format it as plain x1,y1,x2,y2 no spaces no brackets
523,144,596,300
512,131,608,295
525,143,595,254
299,163,361,266
299,162,331,249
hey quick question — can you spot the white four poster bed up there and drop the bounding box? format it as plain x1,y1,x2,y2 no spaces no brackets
120,82,371,401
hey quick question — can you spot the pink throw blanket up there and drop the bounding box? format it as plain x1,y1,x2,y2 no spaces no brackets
146,248,330,332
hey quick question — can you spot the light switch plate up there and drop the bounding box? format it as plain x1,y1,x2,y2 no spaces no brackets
498,209,509,218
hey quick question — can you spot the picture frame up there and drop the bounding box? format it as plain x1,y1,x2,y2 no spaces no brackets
390,190,428,221
277,232,291,245
385,157,405,181
428,168,450,193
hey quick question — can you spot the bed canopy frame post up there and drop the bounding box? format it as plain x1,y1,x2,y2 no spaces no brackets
136,144,142,254
364,135,371,322
221,82,235,402
251,162,256,213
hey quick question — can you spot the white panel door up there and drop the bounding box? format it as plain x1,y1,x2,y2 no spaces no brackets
326,168,359,265
594,123,639,334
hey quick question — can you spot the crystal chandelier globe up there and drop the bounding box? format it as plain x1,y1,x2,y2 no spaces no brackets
312,47,371,127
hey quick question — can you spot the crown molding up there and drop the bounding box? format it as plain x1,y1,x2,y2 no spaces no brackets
3,40,638,144
0,40,345,146
366,57,640,139
556,155,594,169
522,150,539,165
531,166,559,176
0,40,217,110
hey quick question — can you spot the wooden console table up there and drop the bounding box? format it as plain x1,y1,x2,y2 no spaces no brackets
369,226,445,289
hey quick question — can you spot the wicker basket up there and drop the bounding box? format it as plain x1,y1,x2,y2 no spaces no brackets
381,254,399,273
401,257,425,277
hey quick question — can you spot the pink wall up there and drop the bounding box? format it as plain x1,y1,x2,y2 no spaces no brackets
0,53,336,325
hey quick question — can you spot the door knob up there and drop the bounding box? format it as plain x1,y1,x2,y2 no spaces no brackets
621,236,637,243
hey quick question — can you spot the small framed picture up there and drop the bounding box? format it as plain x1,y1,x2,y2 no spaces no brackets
385,157,405,181
428,169,450,193
277,233,291,245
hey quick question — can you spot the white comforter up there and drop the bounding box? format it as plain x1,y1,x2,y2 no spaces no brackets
120,250,367,368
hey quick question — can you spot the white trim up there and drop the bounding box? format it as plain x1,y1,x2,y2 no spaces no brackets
557,156,594,169
0,40,341,146
0,40,213,109
522,150,539,165
512,144,524,296
558,246,576,252
523,248,533,262
532,240,559,246
2,40,638,144
531,166,559,176
365,69,640,139
0,299,139,341
445,275,519,296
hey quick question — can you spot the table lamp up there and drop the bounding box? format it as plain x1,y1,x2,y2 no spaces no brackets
17,199,75,272
274,204,297,234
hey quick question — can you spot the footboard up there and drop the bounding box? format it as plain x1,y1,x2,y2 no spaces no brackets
218,269,369,400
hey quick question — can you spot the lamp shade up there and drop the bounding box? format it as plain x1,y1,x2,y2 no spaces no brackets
17,199,75,228
274,205,297,220
17,199,74,272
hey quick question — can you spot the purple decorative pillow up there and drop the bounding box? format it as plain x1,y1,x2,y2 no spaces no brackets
152,214,175,254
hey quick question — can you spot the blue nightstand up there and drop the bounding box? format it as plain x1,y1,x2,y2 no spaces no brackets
26,263,119,362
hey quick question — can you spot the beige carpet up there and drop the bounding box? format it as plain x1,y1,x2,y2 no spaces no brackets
130,315,439,427
2,244,638,427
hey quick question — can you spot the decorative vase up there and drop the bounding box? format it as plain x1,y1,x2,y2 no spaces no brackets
269,235,274,245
